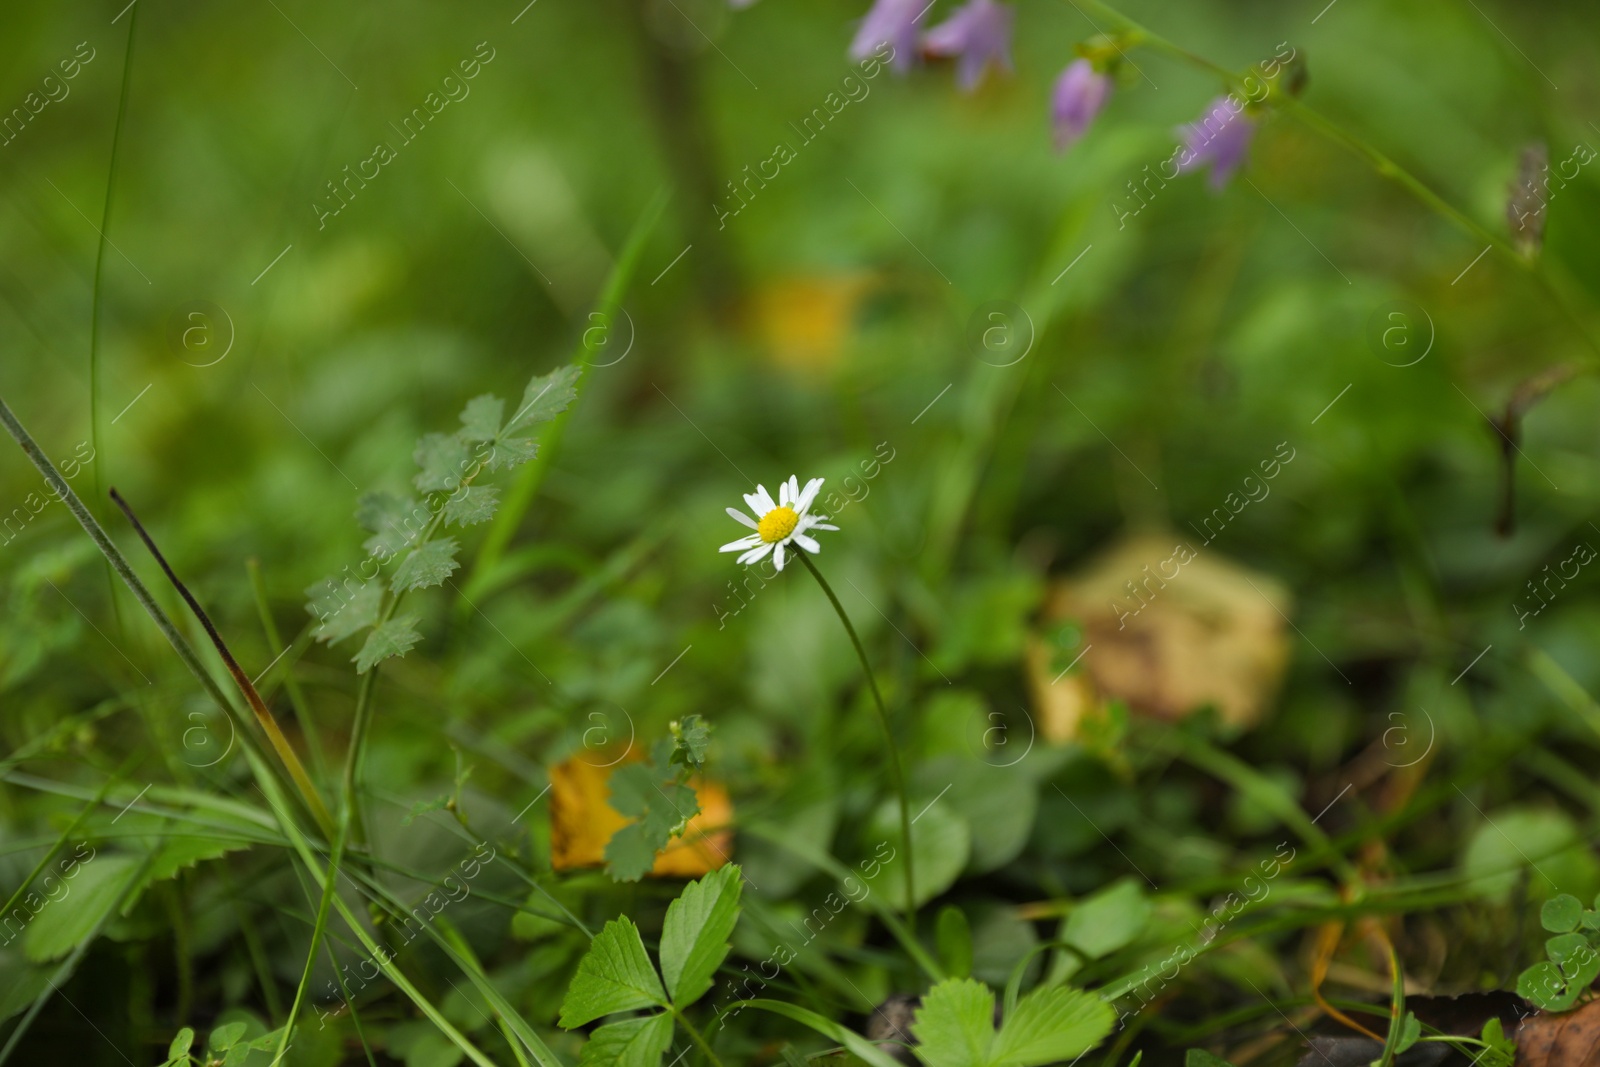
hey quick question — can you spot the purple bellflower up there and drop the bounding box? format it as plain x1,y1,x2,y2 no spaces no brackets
850,0,927,73
1176,96,1256,190
1051,59,1111,150
922,0,1013,91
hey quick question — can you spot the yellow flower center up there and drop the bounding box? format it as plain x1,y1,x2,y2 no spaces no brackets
757,506,799,544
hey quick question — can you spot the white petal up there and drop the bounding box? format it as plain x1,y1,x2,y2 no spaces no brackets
772,541,786,570
792,532,821,554
720,534,763,553
798,513,836,531
778,479,792,507
808,521,839,532
737,543,774,565
787,475,801,506
725,507,758,529
755,485,777,513
796,477,824,513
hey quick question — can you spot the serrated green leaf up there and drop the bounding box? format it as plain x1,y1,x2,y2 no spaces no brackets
391,539,460,593
911,979,994,1067
578,1013,673,1067
1543,893,1584,933
459,394,506,442
991,985,1115,1067
661,865,742,1008
604,764,699,882
357,491,427,557
604,823,662,884
670,715,712,769
21,854,142,963
486,437,538,472
558,917,667,1028
130,836,253,912
505,364,582,435
414,432,474,493
354,615,423,673
444,486,500,528
305,576,383,645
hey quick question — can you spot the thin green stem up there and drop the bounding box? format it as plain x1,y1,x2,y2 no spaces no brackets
672,1007,729,1067
89,3,139,626
463,188,669,608
797,552,917,932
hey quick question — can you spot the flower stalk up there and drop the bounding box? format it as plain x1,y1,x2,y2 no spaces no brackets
797,552,918,931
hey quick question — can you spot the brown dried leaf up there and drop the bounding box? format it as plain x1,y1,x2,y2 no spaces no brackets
1026,533,1292,742
1516,997,1600,1066
548,752,733,878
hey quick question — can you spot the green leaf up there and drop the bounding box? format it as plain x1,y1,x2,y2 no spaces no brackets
459,394,505,442
208,1021,247,1052
414,432,474,493
670,715,712,770
577,1013,673,1067
21,854,142,962
354,615,424,673
605,762,700,882
444,486,499,528
1184,1053,1235,1067
991,985,1115,1067
1517,959,1580,1011
558,917,667,1028
660,865,743,1008
168,1027,195,1059
911,978,994,1067
132,836,254,909
1062,879,1151,961
392,539,460,593
505,364,582,435
604,824,662,884
1394,1011,1421,1055
871,796,970,910
1543,893,1584,933
305,576,383,645
937,905,974,979
486,437,538,472
356,490,426,555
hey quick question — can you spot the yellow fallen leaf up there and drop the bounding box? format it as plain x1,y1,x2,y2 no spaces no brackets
1026,533,1292,743
744,274,875,375
548,752,733,877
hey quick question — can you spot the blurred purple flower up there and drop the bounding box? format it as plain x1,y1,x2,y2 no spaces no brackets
1051,59,1111,150
923,0,1013,91
850,0,927,73
1176,96,1255,190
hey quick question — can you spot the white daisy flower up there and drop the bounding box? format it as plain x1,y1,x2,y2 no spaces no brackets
719,475,838,571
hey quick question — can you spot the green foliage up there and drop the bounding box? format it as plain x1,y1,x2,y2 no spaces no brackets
909,978,1115,1067
604,732,711,882
304,363,581,671
937,905,975,979
1184,1053,1235,1067
659,864,743,1007
1517,891,1600,1011
560,867,743,1066
559,917,667,1027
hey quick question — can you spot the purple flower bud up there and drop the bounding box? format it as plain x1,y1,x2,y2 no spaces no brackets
850,0,927,73
1176,96,1255,190
922,0,1013,91
1051,59,1111,151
